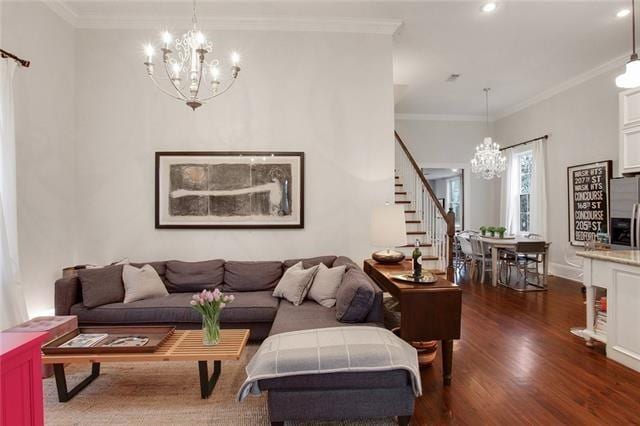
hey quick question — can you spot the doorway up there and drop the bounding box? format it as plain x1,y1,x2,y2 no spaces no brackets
423,167,465,231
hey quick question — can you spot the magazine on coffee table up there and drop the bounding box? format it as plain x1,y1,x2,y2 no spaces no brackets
59,333,108,348
106,336,150,347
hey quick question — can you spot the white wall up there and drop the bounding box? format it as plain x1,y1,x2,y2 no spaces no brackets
73,30,394,266
1,2,76,316
494,69,621,280
394,119,498,229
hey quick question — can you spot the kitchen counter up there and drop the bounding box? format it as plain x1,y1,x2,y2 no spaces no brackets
576,250,640,267
577,250,640,373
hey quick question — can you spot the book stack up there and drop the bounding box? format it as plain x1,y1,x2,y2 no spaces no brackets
594,296,607,335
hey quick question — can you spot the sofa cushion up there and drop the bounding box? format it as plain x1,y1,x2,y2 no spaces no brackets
335,268,376,323
269,300,379,336
77,265,125,308
122,264,169,303
165,260,225,293
223,261,283,292
282,255,338,270
307,263,346,308
69,291,278,325
272,262,319,306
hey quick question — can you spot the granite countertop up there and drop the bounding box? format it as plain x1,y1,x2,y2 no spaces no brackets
576,250,640,267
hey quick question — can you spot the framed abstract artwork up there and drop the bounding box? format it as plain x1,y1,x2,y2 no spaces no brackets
155,151,304,229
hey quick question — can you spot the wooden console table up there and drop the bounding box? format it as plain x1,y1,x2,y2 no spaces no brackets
363,259,462,385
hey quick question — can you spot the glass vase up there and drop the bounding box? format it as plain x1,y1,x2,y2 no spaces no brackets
202,313,221,346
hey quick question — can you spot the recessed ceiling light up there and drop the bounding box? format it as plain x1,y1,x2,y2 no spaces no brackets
617,8,631,18
451,169,458,172
482,2,497,13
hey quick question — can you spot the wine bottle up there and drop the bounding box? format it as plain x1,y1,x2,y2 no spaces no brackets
412,239,422,278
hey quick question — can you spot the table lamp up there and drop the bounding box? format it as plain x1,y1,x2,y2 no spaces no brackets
371,203,407,264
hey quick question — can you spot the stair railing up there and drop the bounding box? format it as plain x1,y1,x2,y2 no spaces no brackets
394,131,455,272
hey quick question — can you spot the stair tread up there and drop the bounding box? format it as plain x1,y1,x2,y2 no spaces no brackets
407,231,426,235
394,184,403,187
395,201,411,204
395,192,407,195
404,210,416,214
405,220,421,224
422,255,440,261
398,243,432,247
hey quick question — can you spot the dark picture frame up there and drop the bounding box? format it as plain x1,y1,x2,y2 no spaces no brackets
155,151,304,229
567,160,612,246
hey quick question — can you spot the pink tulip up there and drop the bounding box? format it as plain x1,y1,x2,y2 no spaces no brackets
220,302,226,308
190,300,197,306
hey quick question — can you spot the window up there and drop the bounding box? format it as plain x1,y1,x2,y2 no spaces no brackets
446,177,462,230
518,151,533,233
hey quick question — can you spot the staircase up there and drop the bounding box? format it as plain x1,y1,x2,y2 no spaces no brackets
394,131,455,274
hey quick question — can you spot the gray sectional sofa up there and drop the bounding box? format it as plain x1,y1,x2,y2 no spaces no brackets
54,255,414,425
54,255,383,340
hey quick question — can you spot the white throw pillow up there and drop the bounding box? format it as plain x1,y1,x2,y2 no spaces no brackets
272,262,319,306
122,264,169,303
307,264,347,308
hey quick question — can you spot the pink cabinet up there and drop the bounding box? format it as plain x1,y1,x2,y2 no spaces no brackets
1,332,48,426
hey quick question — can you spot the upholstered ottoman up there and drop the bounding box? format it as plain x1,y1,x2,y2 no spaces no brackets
259,370,414,425
4,316,78,377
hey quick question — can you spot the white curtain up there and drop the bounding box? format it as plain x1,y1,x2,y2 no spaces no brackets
500,148,519,235
0,58,28,329
530,139,548,238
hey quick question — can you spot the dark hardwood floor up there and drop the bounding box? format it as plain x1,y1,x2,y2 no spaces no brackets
411,268,640,425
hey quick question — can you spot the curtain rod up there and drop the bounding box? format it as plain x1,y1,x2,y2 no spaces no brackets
0,48,30,68
499,134,548,151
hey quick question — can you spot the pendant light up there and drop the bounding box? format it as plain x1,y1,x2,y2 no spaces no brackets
617,0,640,88
470,88,506,180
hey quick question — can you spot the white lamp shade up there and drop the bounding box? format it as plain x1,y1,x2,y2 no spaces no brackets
370,204,407,247
616,59,640,88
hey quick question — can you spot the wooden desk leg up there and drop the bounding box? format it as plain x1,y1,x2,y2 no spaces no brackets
442,340,453,386
543,251,549,286
491,247,498,287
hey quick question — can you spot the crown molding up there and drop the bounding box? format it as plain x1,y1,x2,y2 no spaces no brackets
42,2,402,35
394,113,493,122
43,0,79,27
494,54,628,121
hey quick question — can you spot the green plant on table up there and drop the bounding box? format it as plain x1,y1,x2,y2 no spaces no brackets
496,226,507,238
479,226,487,236
487,226,496,237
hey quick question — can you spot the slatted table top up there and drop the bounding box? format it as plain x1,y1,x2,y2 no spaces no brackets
41,329,250,364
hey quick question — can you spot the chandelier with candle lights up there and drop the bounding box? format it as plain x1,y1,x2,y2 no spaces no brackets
470,88,506,180
143,0,241,110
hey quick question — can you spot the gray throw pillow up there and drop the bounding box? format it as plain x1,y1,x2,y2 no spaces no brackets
122,264,169,303
335,268,375,322
272,262,320,306
78,265,125,308
165,260,224,292
307,264,347,308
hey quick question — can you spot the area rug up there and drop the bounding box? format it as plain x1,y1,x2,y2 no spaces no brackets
43,344,396,425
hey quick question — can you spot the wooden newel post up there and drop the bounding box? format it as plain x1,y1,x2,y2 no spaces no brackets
446,208,456,281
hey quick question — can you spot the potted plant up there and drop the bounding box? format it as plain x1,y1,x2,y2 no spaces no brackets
487,226,496,237
191,289,235,346
479,226,487,236
496,226,507,239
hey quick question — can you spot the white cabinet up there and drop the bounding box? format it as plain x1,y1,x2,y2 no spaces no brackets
582,256,640,372
619,89,640,174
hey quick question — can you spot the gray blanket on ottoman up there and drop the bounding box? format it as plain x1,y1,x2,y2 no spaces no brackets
237,326,422,401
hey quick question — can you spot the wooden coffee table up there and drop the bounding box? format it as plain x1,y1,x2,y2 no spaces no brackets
42,329,249,402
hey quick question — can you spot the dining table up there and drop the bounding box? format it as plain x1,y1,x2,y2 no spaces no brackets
478,235,551,287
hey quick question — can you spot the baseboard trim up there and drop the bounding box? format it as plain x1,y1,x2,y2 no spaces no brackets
548,262,583,284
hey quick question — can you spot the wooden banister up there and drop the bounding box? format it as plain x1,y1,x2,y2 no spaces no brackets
394,130,456,272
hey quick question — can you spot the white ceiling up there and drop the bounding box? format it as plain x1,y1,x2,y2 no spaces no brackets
46,1,633,118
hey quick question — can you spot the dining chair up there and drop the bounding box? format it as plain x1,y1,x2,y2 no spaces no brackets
469,234,492,283
456,233,474,272
500,241,547,291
